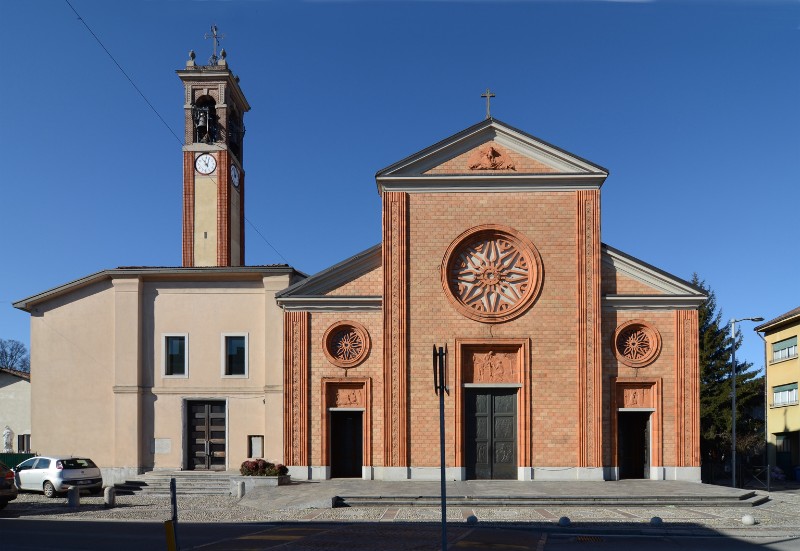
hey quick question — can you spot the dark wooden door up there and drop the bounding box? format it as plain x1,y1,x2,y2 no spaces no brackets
330,411,363,478
187,401,226,471
465,389,517,480
618,411,650,479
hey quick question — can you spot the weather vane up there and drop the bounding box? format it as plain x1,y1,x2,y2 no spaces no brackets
481,88,495,119
204,24,225,65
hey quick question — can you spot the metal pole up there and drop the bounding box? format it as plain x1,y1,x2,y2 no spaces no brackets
731,319,737,488
436,346,447,551
433,346,448,550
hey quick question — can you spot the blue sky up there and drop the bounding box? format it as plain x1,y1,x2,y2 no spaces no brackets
2,0,798,371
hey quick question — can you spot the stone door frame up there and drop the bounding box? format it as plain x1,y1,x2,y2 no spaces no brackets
611,377,662,478
454,338,531,474
320,377,372,474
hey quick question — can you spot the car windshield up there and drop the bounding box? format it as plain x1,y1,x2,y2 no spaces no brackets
61,458,97,469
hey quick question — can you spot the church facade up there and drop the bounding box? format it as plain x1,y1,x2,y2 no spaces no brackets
15,51,705,484
277,118,706,482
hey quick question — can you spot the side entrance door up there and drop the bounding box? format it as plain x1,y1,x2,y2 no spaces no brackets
330,411,363,478
618,411,650,479
465,389,517,480
187,401,226,471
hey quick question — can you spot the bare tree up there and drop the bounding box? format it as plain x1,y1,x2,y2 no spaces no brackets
0,339,30,373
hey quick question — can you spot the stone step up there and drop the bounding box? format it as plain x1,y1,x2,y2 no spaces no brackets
115,471,236,496
336,492,769,508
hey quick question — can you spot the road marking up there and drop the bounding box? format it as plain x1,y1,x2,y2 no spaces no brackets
240,534,303,540
455,542,531,549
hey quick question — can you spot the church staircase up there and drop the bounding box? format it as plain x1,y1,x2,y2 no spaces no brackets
115,470,233,496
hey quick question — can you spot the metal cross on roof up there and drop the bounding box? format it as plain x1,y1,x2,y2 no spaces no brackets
481,88,495,119
204,24,225,65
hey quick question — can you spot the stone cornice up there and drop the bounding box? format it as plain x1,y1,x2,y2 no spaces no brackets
602,295,707,310
377,173,605,194
277,296,382,312
14,266,297,312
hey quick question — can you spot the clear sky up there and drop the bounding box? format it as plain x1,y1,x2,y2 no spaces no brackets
2,0,798,371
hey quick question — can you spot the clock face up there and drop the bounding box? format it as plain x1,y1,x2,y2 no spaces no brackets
195,153,217,175
231,165,240,187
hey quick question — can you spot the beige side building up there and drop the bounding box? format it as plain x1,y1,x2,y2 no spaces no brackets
13,268,301,482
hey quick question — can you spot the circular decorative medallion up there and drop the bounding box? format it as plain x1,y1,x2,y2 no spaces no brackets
441,225,543,323
613,320,661,368
323,321,371,369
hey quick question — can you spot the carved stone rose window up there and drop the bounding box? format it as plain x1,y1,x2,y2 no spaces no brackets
613,320,661,368
323,321,371,369
441,225,543,323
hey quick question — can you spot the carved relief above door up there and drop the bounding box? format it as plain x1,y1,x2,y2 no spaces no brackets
463,348,520,384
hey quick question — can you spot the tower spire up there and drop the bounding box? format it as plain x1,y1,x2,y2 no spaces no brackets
204,24,225,65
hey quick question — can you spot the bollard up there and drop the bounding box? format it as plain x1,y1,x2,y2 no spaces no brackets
104,486,116,508
650,516,663,526
164,520,178,551
558,516,570,527
466,515,478,525
741,514,756,526
237,480,246,499
67,486,80,508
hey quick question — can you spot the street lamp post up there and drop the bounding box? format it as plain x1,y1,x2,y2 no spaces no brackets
730,316,763,488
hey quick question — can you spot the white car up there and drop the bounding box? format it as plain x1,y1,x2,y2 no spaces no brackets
14,456,103,498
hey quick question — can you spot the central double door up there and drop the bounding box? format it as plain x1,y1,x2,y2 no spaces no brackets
465,389,517,480
187,401,226,471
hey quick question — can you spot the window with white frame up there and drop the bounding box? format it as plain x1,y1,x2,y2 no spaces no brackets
163,334,188,377
772,336,797,363
222,333,248,377
773,383,798,407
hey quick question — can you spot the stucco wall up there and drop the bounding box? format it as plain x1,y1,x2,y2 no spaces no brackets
30,279,116,463
27,272,290,477
0,373,31,447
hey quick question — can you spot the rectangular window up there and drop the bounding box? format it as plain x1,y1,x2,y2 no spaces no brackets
163,334,188,377
772,336,797,363
222,333,248,377
776,434,790,453
773,383,798,407
17,434,30,453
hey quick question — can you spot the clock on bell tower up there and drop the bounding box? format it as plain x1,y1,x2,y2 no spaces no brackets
177,29,250,267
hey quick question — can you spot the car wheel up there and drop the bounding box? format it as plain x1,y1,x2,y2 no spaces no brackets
43,481,57,498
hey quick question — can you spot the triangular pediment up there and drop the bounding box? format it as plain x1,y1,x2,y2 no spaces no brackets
275,245,382,311
376,119,608,192
601,244,707,310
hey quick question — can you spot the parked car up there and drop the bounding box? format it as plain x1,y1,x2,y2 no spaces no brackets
0,460,18,509
14,456,103,498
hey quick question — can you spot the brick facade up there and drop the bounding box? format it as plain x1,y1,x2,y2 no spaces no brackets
278,119,705,481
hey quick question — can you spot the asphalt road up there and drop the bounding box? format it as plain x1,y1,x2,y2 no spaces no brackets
2,520,799,551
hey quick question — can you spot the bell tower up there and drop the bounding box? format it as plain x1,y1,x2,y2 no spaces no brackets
177,30,250,267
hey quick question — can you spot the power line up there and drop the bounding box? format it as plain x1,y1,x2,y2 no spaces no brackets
65,0,182,145
64,0,292,266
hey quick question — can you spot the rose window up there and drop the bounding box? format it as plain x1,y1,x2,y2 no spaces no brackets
442,225,543,323
613,320,661,368
323,321,370,368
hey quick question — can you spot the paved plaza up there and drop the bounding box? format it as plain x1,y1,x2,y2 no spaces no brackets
2,480,800,540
